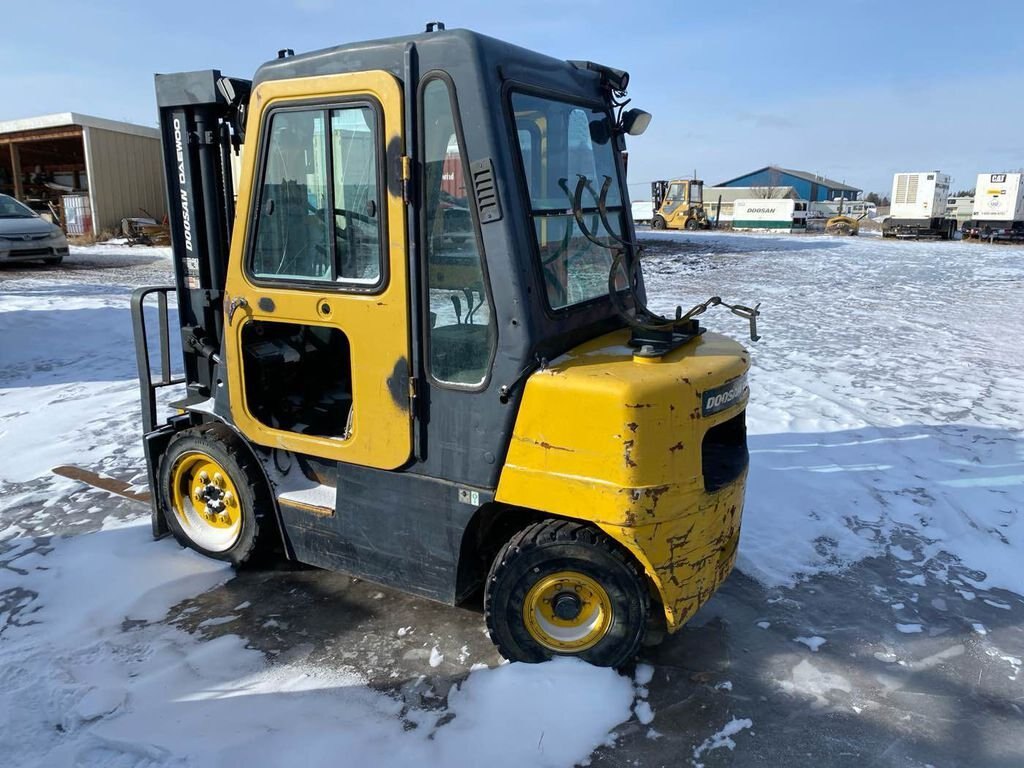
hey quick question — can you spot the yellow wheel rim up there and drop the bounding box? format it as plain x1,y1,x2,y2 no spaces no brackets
522,570,613,652
169,451,242,552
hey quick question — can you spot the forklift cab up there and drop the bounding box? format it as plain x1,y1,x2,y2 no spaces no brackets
652,178,708,230
134,26,752,667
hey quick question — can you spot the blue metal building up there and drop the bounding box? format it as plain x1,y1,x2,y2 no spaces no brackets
715,166,861,202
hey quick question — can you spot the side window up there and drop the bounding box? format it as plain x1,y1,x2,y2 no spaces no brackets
252,110,330,280
251,105,383,286
666,183,684,201
332,108,380,283
422,78,495,387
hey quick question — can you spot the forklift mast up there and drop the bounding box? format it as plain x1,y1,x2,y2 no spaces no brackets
651,179,668,210
154,70,251,406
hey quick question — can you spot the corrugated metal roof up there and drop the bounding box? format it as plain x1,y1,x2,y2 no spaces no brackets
717,165,860,192
0,112,159,140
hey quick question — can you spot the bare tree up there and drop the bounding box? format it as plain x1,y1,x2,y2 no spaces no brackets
752,168,783,198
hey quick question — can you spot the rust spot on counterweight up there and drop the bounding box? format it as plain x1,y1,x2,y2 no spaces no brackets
623,439,637,468
539,441,574,452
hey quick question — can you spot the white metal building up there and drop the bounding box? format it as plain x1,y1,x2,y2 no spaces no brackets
0,112,166,235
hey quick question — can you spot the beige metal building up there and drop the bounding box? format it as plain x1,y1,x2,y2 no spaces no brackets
0,112,166,235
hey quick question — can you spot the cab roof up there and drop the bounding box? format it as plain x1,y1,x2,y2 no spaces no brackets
253,27,613,97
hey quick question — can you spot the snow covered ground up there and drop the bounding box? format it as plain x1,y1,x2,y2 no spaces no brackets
1,233,1022,766
640,232,1023,598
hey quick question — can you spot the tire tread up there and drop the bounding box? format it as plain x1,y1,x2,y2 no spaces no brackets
158,423,274,567
484,519,650,667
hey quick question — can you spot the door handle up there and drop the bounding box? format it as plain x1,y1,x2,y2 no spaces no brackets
227,296,248,325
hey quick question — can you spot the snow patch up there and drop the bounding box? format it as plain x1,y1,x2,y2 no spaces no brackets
0,516,635,767
634,700,655,725
778,659,852,709
691,716,753,766
634,663,655,686
794,636,827,652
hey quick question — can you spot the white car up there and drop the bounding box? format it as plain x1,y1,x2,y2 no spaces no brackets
0,194,69,265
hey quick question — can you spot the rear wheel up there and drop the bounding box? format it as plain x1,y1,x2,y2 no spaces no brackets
485,520,649,667
684,217,702,231
651,215,666,230
159,424,273,566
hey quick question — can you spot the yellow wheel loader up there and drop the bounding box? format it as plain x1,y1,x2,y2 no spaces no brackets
130,24,757,667
824,199,866,236
650,178,710,231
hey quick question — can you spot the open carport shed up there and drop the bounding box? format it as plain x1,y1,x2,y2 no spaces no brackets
0,113,166,235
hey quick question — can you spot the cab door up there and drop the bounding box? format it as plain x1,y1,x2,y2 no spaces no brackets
661,181,687,224
224,71,412,470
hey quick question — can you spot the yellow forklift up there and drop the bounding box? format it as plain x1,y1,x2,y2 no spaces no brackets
650,178,710,230
131,24,758,667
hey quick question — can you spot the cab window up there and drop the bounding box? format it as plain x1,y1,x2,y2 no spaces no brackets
666,183,684,201
251,105,382,287
511,91,628,310
421,78,496,387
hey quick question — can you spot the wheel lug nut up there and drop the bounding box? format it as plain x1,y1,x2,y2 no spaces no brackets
223,491,234,504
213,473,225,488
198,472,209,483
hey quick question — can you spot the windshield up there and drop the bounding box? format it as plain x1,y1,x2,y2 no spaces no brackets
511,92,629,310
0,195,37,218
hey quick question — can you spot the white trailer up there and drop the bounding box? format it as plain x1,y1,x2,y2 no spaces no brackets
631,200,654,224
963,173,1024,241
731,198,808,233
882,171,956,239
946,196,975,226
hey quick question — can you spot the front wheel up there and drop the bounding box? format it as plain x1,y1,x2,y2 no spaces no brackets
158,424,274,566
651,215,667,230
485,520,650,667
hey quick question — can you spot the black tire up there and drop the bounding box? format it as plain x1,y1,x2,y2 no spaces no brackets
43,256,63,265
684,217,701,231
485,520,650,668
158,423,274,567
651,215,667,230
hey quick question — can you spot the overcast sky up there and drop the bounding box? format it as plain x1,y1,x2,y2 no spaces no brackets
3,1,1021,197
